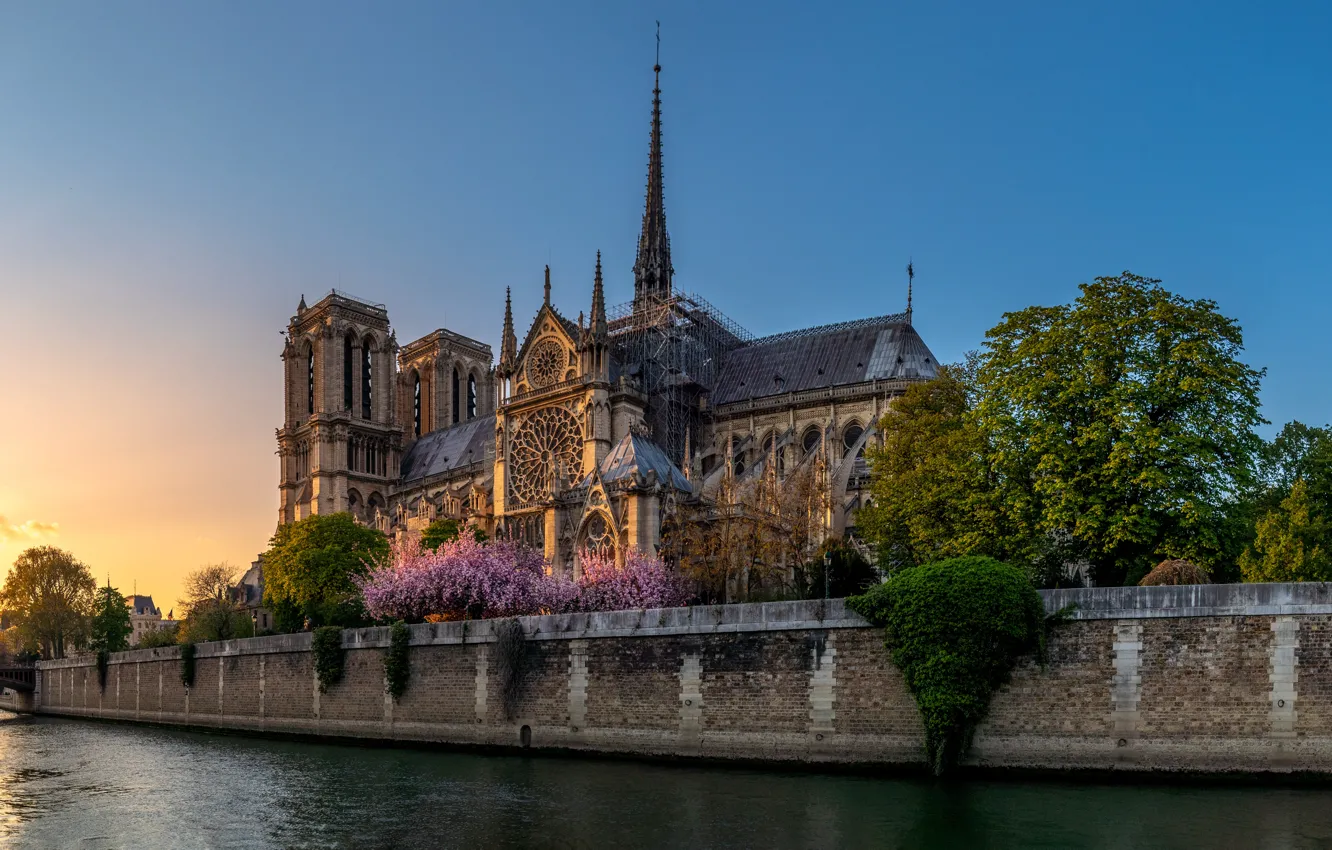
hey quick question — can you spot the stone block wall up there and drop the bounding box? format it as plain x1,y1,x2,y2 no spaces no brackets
31,586,1332,774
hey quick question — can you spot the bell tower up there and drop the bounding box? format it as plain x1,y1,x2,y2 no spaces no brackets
277,291,401,526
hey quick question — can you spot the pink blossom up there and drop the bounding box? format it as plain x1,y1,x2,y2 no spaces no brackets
573,549,694,612
356,539,693,621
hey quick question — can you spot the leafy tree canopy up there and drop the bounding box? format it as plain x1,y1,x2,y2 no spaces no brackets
976,272,1264,584
89,582,132,654
1240,479,1332,583
420,518,460,551
263,513,388,629
0,547,96,659
858,364,1028,571
862,273,1265,586
177,564,253,643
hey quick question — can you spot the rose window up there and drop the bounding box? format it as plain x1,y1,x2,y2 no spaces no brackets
525,338,566,389
509,406,582,505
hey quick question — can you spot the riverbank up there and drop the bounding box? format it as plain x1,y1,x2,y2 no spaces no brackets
32,585,1332,776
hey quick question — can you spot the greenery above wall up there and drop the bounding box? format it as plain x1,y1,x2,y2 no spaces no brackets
384,621,410,701
847,555,1046,776
312,626,345,693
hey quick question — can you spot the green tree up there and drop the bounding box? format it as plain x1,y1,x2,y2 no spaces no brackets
859,366,1028,570
89,582,132,654
1211,421,1332,582
177,564,253,643
975,272,1264,585
0,547,96,659
136,624,180,649
1254,421,1332,509
263,513,389,630
1239,480,1332,582
420,518,460,551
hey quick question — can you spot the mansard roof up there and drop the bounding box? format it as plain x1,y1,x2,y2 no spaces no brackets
710,314,939,406
400,414,495,483
127,595,157,616
586,432,691,493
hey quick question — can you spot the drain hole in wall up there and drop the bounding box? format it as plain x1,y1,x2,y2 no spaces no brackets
520,725,532,748
1117,738,1127,748
1279,699,1286,708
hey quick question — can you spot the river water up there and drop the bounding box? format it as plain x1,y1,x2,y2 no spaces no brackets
2,713,1332,849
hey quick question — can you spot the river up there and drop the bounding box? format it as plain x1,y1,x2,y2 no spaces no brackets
2,713,1331,849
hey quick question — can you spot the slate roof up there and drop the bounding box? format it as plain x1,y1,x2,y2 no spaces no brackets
127,595,157,616
399,414,495,483
710,316,939,406
585,432,692,492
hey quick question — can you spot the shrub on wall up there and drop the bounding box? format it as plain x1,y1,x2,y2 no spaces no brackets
846,555,1044,776
1139,559,1210,586
312,626,345,693
180,642,197,688
384,621,410,701
493,618,527,719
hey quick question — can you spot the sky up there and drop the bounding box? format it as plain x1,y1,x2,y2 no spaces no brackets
2,1,1330,608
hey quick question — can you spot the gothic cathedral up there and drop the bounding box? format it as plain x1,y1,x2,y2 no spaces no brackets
276,60,940,575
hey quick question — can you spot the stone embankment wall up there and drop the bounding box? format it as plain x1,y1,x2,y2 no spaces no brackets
31,584,1332,774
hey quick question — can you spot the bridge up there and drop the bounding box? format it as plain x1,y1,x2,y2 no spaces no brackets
0,666,36,693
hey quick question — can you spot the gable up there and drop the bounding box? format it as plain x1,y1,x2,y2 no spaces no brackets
513,305,580,395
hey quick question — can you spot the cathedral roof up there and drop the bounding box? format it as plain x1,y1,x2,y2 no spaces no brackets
127,595,157,616
399,414,495,483
710,315,939,406
588,432,691,492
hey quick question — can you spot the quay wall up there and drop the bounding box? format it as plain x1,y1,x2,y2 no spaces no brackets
31,583,1332,775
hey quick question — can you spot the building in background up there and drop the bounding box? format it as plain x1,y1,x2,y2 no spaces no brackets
236,558,272,633
275,58,939,579
126,595,177,646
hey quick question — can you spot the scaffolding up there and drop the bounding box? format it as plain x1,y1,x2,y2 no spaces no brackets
607,291,752,468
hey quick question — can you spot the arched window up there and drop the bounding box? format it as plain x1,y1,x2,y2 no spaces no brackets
467,374,477,420
343,334,354,411
361,337,373,419
843,423,865,455
732,448,746,477
452,367,461,425
412,372,422,437
307,347,315,416
802,426,822,456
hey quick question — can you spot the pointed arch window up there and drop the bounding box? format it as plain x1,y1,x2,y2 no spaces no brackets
452,367,461,425
307,348,315,416
413,372,422,437
343,334,354,410
467,374,477,420
361,338,373,419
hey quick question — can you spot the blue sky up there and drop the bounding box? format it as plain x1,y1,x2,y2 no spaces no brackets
1,1,1329,598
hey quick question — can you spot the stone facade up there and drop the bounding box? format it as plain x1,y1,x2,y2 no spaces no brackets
274,61,939,573
33,584,1332,774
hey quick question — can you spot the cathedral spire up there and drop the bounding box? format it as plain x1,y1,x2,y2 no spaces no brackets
499,286,517,374
591,250,607,340
905,259,915,324
544,265,552,307
632,29,672,310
